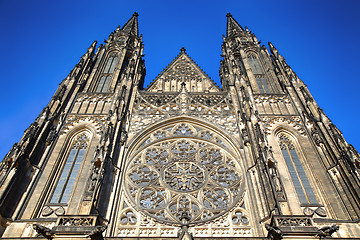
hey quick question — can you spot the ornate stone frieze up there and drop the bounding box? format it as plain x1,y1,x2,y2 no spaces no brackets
254,94,295,115
57,216,97,226
146,51,220,93
75,92,113,102
130,91,237,137
71,93,113,115
133,122,232,151
118,195,252,238
60,115,106,135
262,116,306,136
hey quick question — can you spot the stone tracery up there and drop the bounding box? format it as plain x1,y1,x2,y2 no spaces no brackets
125,123,244,225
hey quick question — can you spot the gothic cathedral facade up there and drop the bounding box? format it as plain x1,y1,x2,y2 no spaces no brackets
0,13,359,239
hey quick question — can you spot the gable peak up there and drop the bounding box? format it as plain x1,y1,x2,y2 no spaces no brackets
146,49,220,93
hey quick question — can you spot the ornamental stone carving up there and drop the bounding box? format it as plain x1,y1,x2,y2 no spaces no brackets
125,133,244,226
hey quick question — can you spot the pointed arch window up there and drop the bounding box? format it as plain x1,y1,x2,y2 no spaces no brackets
96,54,119,93
50,132,90,204
248,54,263,75
278,134,318,205
247,54,273,93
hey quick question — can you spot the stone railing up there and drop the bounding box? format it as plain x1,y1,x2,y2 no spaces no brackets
57,215,97,226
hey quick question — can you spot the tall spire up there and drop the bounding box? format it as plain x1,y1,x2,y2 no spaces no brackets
121,12,139,36
226,13,244,37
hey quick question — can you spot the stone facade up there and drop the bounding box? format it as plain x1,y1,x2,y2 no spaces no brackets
0,12,359,239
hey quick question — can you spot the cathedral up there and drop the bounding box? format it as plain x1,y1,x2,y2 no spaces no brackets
0,12,360,239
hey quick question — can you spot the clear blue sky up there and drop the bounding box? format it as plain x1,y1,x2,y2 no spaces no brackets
0,0,359,158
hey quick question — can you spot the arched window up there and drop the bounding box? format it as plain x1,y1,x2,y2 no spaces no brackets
95,54,119,93
255,76,270,94
50,132,90,204
278,134,318,205
247,54,272,93
248,54,263,75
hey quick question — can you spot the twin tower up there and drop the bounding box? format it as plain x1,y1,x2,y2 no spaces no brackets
0,13,359,239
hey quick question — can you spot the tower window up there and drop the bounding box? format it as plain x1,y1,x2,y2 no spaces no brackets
248,55,263,74
50,132,89,204
278,134,318,205
96,54,119,93
247,54,273,93
256,76,270,93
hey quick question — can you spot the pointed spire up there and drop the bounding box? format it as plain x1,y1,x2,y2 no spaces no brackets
80,40,97,61
226,13,244,37
122,12,139,36
268,42,283,61
268,42,277,53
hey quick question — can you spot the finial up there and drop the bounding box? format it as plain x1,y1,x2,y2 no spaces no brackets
226,12,232,17
180,47,186,53
180,211,191,224
133,12,139,17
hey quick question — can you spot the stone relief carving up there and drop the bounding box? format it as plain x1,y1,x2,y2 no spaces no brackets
262,116,306,136
57,216,97,226
130,90,238,138
75,93,113,103
118,193,252,238
41,206,66,217
134,122,232,151
147,53,220,93
253,94,290,104
60,115,105,135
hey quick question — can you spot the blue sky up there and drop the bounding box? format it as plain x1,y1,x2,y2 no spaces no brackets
0,0,360,158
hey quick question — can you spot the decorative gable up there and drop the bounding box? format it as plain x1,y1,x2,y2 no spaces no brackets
146,48,220,93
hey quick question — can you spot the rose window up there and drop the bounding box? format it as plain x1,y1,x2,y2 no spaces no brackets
125,137,244,225
163,161,205,192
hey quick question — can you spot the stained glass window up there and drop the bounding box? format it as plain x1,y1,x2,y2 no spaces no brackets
278,134,318,205
96,54,119,93
248,55,263,75
50,133,89,204
248,54,273,93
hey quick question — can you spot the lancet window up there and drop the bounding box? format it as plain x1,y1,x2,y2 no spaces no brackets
247,54,272,93
50,132,90,204
278,134,318,205
95,54,119,93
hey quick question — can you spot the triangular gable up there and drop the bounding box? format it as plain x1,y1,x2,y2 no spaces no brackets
146,48,221,93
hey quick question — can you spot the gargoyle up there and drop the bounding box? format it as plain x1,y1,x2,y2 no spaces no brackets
33,223,55,239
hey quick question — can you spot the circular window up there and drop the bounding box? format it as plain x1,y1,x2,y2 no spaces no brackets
125,137,244,225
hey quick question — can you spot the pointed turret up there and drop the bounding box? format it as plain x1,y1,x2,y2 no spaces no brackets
121,12,139,36
226,12,244,37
